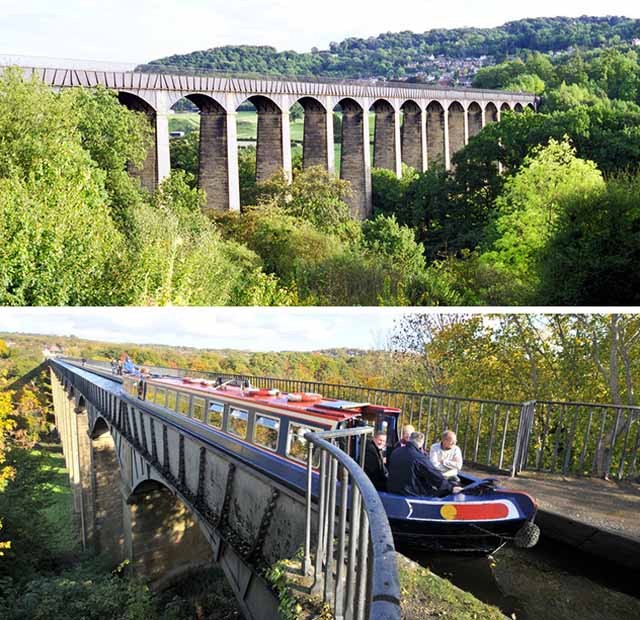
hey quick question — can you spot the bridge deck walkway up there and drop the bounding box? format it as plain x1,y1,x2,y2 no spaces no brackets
467,468,640,569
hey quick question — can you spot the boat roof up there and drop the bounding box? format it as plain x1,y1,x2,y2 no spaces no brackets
148,375,399,423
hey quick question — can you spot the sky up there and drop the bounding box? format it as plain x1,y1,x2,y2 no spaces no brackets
0,307,436,352
1,1,638,65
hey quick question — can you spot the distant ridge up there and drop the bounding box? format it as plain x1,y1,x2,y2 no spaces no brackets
140,16,640,84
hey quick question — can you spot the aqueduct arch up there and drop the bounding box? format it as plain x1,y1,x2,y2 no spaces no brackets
297,96,332,172
90,416,126,564
485,102,499,125
118,92,160,191
401,100,424,171
447,101,466,169
371,98,399,173
468,102,484,139
426,100,446,168
336,98,371,219
125,479,212,586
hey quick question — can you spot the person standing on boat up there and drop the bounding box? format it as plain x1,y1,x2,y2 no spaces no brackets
429,430,463,480
387,432,462,497
386,424,415,467
364,431,388,491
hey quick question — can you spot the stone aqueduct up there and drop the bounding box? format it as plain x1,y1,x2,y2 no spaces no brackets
24,67,537,218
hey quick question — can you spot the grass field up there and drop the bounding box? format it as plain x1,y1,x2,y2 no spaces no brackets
169,111,377,143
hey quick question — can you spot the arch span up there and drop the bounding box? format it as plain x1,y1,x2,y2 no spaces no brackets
90,416,126,564
426,100,446,169
126,479,212,586
118,92,159,190
448,101,466,168
485,102,499,125
401,100,423,171
371,99,398,173
296,96,332,171
181,94,237,213
468,102,483,140
240,95,290,183
336,98,371,218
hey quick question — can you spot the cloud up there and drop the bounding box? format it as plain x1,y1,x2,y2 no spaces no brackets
0,307,425,352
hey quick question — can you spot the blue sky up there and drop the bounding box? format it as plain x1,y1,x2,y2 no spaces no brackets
1,1,638,64
0,307,434,352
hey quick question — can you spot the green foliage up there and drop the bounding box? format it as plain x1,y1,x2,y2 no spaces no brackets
256,166,352,232
127,172,292,305
504,73,545,94
141,17,640,81
0,69,125,306
371,166,418,222
476,139,604,303
473,59,528,89
1,566,156,620
540,82,607,112
362,214,426,276
239,147,259,206
265,560,304,620
169,132,199,185
64,87,152,226
539,172,640,304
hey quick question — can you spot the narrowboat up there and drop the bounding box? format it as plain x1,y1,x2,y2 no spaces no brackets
121,372,539,554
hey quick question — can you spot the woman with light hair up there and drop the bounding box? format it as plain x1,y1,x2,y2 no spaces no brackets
429,430,463,479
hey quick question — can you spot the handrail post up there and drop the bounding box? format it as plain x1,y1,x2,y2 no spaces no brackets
304,426,401,620
512,400,536,477
303,443,313,576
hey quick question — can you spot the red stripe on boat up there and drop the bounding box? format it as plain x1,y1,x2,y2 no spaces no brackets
441,502,510,520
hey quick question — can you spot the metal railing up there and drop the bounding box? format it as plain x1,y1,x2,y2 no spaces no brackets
530,400,640,479
65,359,640,481
304,426,400,620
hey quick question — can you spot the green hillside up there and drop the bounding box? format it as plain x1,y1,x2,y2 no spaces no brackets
140,16,640,82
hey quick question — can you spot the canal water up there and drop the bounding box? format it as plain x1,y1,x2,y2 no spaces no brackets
398,536,640,620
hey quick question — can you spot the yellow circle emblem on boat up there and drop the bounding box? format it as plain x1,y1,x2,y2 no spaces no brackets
440,504,458,520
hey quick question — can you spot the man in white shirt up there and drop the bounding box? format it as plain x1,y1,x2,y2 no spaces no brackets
429,430,463,479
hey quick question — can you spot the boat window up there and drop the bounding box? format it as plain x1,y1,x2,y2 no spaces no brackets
287,423,322,467
208,400,224,428
177,393,190,415
166,390,177,412
192,397,205,422
228,407,248,438
254,414,280,451
154,387,166,407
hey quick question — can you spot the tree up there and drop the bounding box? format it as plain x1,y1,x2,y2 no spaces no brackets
127,172,293,305
0,69,126,305
170,131,200,185
256,166,352,232
477,139,604,304
539,172,640,305
64,86,152,227
361,214,426,276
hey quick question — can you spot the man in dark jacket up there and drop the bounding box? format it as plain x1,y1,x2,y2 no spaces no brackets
364,431,388,491
387,432,462,497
